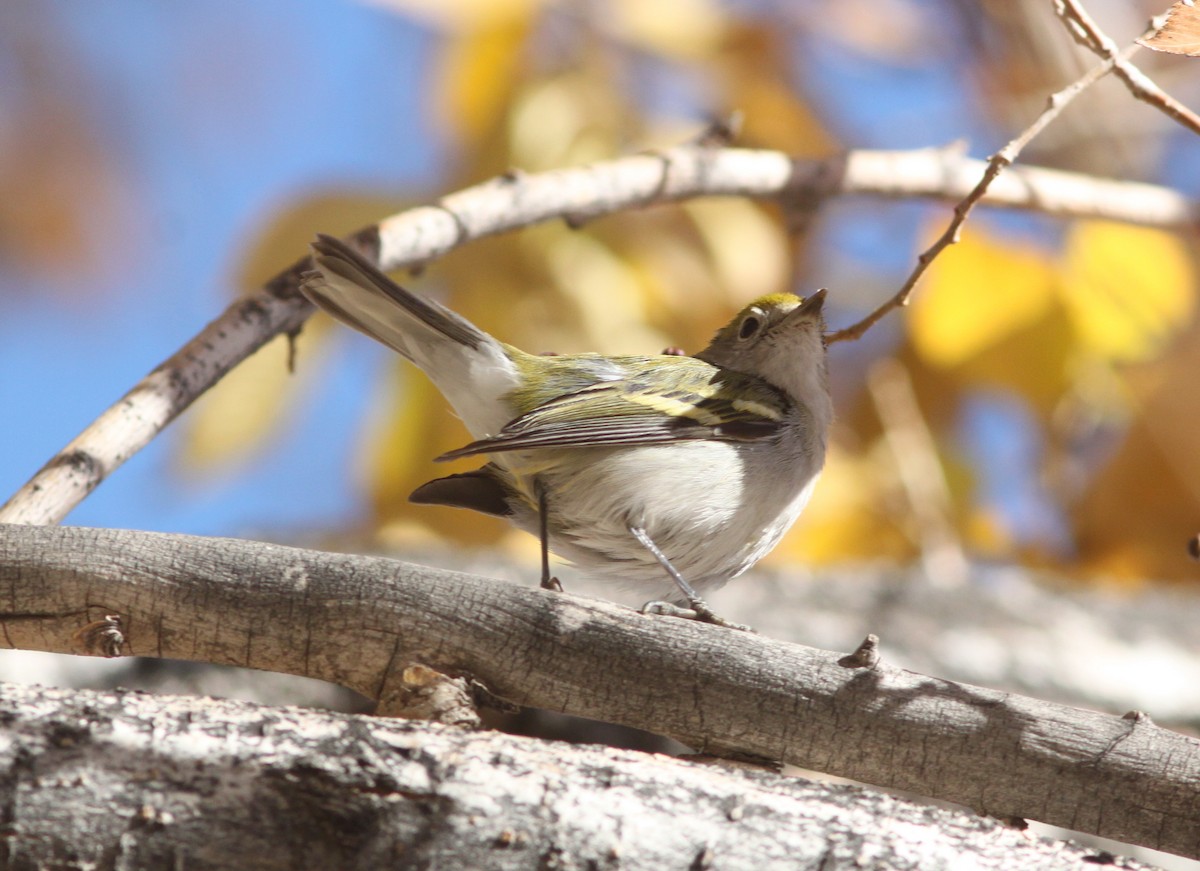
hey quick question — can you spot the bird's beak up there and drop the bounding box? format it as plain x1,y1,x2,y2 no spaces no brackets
795,288,827,318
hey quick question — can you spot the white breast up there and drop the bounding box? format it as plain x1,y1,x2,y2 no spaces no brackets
525,424,825,602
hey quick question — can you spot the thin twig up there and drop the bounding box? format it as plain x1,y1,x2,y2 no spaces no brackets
1056,0,1200,137
825,21,1155,345
866,358,968,587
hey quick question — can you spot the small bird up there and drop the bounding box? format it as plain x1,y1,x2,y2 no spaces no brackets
302,234,832,629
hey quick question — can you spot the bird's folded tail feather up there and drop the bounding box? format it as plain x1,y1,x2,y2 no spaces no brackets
301,233,521,439
302,233,488,361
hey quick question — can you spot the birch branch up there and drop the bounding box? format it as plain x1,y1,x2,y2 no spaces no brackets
826,17,1157,343
1,146,1195,526
1,523,1197,860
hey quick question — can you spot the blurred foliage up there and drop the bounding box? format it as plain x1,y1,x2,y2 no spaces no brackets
182,193,411,475
176,0,1197,581
0,15,138,296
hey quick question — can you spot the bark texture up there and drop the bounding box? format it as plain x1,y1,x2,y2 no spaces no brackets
0,682,1161,871
1,524,1198,859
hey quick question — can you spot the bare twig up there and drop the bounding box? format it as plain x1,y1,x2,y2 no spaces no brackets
837,634,882,669
2,523,1200,858
826,28,1153,345
1056,0,1200,136
825,154,1005,344
866,358,967,586
1,147,1195,525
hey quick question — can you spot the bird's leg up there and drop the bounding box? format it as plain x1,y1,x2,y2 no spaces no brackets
537,482,563,592
627,526,753,632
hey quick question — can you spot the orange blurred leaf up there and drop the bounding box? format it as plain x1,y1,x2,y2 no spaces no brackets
1071,320,1200,581
718,23,835,154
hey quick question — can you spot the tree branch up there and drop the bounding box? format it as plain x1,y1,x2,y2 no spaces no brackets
825,19,1155,344
1056,0,1200,137
0,681,1160,870
1,146,1194,526
714,565,1200,733
1,524,1197,859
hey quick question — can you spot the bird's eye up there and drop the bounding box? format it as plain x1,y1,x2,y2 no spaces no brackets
738,314,762,340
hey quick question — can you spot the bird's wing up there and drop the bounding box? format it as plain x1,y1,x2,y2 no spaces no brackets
437,363,789,460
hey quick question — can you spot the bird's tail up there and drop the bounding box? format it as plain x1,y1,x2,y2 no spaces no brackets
301,234,520,438
303,234,491,360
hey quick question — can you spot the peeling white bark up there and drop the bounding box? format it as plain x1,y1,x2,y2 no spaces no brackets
1,145,1193,526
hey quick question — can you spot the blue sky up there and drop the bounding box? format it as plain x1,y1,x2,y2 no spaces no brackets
1,2,441,536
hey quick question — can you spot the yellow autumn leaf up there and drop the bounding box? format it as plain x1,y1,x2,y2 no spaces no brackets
368,0,542,30
180,328,322,473
1059,220,1194,363
542,227,668,353
508,74,620,170
362,361,508,543
235,193,410,291
683,198,789,306
509,78,589,170
360,365,437,519
621,216,727,344
609,0,725,58
769,444,913,566
434,17,531,145
908,230,1057,368
177,191,414,473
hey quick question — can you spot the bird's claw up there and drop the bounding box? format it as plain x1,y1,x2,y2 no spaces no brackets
639,599,755,632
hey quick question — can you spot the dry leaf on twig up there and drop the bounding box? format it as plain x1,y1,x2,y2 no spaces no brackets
1138,1,1200,56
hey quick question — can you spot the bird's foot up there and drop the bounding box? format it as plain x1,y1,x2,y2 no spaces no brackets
639,598,755,633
